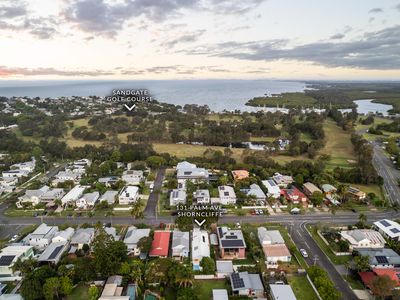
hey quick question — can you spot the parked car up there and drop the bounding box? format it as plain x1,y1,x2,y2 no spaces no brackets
300,249,308,258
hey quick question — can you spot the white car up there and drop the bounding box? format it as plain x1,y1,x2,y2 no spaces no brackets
300,249,308,258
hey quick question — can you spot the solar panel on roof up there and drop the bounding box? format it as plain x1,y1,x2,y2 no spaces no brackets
375,256,389,264
231,273,245,289
380,220,391,227
221,240,244,247
48,245,64,260
391,228,400,234
0,255,15,266
225,235,238,239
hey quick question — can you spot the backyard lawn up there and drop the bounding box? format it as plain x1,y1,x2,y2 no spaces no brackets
287,275,319,300
194,280,229,300
66,283,91,300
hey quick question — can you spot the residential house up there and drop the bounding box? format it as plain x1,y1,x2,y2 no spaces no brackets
2,170,29,178
100,190,118,205
98,176,120,187
99,275,130,300
10,158,35,173
357,248,400,268
373,219,400,241
53,171,80,184
302,182,322,197
71,228,95,250
281,187,308,205
37,241,69,265
118,186,139,205
216,260,233,278
261,179,281,199
193,189,210,204
149,231,171,258
0,177,17,192
192,228,210,270
0,246,34,278
217,186,237,205
170,189,187,206
40,188,65,203
76,192,100,209
269,284,296,300
105,227,120,241
229,272,264,298
241,184,266,202
171,230,189,260
257,228,291,267
176,161,196,171
272,173,294,188
123,226,151,256
17,186,50,207
122,170,143,185
340,230,386,250
176,161,208,189
23,223,58,250
321,184,337,196
231,170,249,181
61,185,86,206
52,227,75,243
348,186,366,201
359,268,400,294
217,227,246,259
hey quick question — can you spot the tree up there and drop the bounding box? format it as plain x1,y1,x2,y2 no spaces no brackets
88,286,100,300
60,276,73,296
177,288,199,300
353,255,370,272
43,277,61,300
130,200,144,219
199,257,215,274
173,265,194,288
358,213,367,226
310,191,324,206
137,236,152,255
146,156,167,168
370,275,396,298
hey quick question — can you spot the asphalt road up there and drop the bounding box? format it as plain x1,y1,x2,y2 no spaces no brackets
143,168,165,218
372,143,400,204
290,221,357,300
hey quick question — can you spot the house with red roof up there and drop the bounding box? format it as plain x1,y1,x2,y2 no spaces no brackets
149,231,171,257
281,187,308,205
359,268,400,295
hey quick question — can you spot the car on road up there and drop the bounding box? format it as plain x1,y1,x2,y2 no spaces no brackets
300,249,308,258
351,208,357,213
9,234,19,242
236,222,241,229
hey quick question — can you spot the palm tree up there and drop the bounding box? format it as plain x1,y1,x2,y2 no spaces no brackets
358,213,367,225
174,265,194,288
130,200,144,219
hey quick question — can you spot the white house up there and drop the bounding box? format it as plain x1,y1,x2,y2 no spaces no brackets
38,241,69,265
176,161,209,189
0,245,34,279
170,189,187,206
11,158,36,173
61,185,86,205
194,189,210,204
192,228,210,271
100,190,118,205
23,223,58,250
51,227,75,243
373,219,400,241
76,192,100,209
270,284,296,300
340,229,386,249
241,184,266,202
123,226,151,256
257,228,291,266
122,170,143,185
172,230,189,259
119,186,139,205
17,186,50,207
261,179,281,199
272,172,294,188
54,171,80,183
217,186,236,205
2,170,29,178
71,228,95,250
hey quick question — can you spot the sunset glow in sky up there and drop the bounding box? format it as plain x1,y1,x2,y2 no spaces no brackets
1,0,400,80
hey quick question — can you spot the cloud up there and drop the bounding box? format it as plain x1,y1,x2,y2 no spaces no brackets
396,3,400,11
330,33,345,39
179,26,400,70
63,0,200,37
160,30,205,48
369,7,383,13
0,66,114,77
0,1,27,18
204,0,266,14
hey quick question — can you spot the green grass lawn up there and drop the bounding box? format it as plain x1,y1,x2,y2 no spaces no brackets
194,280,229,300
287,275,319,300
66,283,91,300
320,119,356,170
308,226,352,265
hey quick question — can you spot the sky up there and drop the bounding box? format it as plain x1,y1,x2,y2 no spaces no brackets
0,0,400,80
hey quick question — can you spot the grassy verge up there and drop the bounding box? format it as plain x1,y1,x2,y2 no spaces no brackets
287,275,319,300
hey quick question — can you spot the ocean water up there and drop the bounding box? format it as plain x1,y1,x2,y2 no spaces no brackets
0,79,306,112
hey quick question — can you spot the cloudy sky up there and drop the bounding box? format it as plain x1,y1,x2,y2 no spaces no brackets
1,0,400,80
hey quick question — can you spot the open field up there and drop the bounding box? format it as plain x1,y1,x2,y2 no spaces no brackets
320,119,356,169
